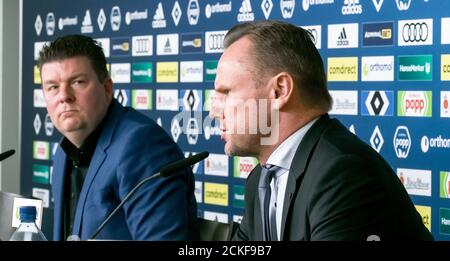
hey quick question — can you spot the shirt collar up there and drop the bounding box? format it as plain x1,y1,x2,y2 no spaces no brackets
60,102,112,167
266,117,320,171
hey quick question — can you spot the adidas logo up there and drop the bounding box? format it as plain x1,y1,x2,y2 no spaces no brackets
337,28,349,46
163,38,172,53
237,0,254,22
152,2,167,28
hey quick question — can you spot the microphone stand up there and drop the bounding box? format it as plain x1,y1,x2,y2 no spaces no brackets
89,172,162,239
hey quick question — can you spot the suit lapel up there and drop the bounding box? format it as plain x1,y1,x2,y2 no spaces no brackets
52,149,68,241
279,114,331,240
72,100,126,237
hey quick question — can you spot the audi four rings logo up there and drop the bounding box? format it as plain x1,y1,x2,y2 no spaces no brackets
402,23,428,42
134,38,150,53
208,33,225,51
306,29,317,44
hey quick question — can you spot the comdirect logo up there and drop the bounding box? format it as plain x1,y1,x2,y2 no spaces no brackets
398,55,433,81
415,205,431,231
393,126,411,158
440,171,450,198
421,135,450,153
441,54,450,81
397,91,432,117
156,62,178,83
327,57,358,81
204,182,229,206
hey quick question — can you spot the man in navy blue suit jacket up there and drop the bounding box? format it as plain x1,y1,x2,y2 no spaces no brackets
38,35,198,240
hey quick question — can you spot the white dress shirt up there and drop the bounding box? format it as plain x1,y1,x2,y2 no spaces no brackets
265,117,319,240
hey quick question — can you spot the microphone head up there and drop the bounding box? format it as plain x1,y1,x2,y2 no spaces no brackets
0,149,15,162
160,151,209,177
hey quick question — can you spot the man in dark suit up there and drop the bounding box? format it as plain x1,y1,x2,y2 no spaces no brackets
38,35,198,240
209,20,432,241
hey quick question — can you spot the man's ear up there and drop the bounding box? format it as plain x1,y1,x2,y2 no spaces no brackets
103,77,113,100
271,72,294,110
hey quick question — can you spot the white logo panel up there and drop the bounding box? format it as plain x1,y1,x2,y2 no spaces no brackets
328,23,359,49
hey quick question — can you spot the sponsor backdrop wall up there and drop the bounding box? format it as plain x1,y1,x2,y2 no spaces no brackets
22,0,450,240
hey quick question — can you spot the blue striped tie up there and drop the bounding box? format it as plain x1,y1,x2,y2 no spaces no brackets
258,164,278,241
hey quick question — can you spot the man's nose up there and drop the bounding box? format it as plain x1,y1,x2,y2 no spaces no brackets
58,85,75,103
209,93,224,119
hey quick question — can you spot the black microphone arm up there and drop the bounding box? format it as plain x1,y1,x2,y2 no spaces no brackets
88,151,209,240
0,149,15,162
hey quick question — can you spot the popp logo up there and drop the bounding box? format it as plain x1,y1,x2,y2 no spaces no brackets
393,126,411,158
405,98,425,113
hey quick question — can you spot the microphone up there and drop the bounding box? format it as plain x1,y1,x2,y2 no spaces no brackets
86,151,209,240
0,149,15,162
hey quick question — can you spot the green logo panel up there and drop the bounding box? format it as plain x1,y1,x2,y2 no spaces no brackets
398,55,432,81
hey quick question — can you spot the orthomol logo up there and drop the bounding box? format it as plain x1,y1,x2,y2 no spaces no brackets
440,208,450,235
361,56,394,81
327,57,358,81
32,164,50,184
397,91,432,117
421,135,450,153
233,156,258,179
398,55,432,81
204,182,228,206
233,185,245,209
441,54,450,81
156,62,178,82
415,205,431,232
131,62,152,83
440,171,450,198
